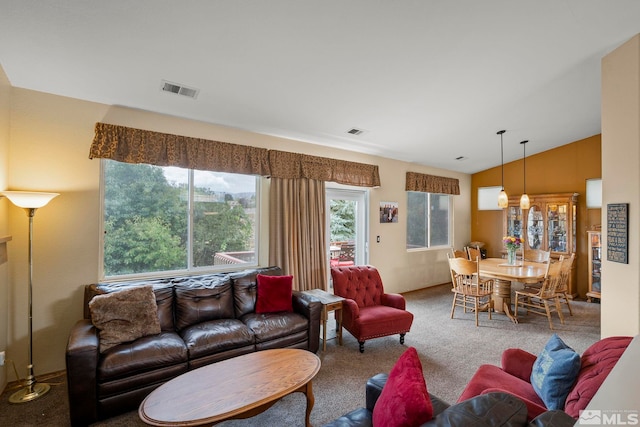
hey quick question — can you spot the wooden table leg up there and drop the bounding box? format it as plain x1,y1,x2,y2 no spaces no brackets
336,307,343,345
321,306,328,351
304,380,315,427
493,279,518,324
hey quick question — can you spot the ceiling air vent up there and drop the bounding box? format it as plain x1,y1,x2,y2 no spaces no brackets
346,127,365,136
161,80,200,99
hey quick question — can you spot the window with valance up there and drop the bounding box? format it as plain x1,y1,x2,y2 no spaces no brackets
405,171,460,195
91,122,380,278
405,171,457,250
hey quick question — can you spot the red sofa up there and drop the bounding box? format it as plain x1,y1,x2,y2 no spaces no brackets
457,336,632,420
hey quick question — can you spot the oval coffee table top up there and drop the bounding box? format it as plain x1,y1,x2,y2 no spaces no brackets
139,348,321,426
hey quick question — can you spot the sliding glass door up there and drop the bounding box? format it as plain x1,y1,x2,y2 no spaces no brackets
326,187,368,287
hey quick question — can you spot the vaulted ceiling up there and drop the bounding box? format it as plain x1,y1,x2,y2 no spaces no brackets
2,1,640,173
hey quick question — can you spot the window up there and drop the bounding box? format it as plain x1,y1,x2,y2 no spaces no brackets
477,186,503,210
102,160,259,278
406,191,451,249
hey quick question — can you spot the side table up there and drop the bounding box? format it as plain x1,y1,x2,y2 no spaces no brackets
301,289,345,351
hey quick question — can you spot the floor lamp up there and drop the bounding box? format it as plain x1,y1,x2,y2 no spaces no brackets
1,190,59,403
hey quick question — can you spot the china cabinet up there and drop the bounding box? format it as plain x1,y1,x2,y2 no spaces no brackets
586,230,602,302
503,193,578,297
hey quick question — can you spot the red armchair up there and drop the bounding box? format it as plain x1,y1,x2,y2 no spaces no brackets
330,265,413,353
457,336,632,420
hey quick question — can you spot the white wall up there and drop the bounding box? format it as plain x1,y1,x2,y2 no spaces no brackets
3,87,471,376
601,34,640,337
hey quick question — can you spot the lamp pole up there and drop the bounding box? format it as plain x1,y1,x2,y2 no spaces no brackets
12,207,51,403
1,191,59,403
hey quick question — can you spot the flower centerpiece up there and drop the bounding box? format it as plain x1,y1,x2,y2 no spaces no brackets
503,236,524,265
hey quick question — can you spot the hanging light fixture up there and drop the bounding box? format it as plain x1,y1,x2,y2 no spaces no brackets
520,140,530,210
497,130,508,208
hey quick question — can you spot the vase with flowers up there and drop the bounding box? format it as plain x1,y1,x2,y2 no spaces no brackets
503,236,524,266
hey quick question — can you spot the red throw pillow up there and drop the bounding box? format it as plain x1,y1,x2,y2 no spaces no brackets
372,347,433,427
256,274,294,314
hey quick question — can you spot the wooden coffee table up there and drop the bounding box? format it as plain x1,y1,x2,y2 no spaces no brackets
139,348,321,426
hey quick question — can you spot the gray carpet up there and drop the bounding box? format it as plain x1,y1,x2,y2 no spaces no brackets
0,283,601,426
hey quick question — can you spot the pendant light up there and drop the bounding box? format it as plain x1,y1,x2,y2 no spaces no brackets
520,140,530,210
497,130,508,208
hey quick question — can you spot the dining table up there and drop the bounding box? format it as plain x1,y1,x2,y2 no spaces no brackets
478,258,548,324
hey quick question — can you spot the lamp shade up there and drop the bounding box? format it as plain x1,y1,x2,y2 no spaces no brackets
1,191,59,209
498,189,509,208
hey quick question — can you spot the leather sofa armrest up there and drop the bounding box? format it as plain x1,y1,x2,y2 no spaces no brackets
292,291,322,353
529,410,576,427
429,393,451,418
501,348,537,382
422,392,527,426
481,387,547,420
65,319,100,426
365,373,388,411
381,293,406,310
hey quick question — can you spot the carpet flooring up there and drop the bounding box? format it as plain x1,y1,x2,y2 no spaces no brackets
0,283,601,426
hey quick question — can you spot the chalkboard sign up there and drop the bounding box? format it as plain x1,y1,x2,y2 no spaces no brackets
607,203,628,264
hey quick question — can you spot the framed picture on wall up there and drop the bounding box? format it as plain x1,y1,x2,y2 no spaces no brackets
606,203,628,264
380,201,398,223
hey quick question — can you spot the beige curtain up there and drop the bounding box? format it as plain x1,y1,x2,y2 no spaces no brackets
269,178,327,291
406,171,460,195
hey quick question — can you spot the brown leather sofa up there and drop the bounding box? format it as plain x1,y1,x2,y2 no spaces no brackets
65,266,322,426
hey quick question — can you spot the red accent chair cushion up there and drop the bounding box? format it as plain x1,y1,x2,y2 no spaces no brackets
255,274,293,314
372,347,433,426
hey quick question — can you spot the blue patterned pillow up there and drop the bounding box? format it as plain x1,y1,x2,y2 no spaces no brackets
531,334,581,410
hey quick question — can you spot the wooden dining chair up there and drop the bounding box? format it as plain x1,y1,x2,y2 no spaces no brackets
447,254,494,327
466,246,482,261
514,256,565,329
521,249,551,291
451,248,467,259
555,252,575,316
523,248,551,263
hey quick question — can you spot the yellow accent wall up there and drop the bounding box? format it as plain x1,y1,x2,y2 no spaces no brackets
471,135,602,299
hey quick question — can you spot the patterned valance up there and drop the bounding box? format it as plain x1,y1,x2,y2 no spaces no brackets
268,150,380,187
89,123,271,175
90,123,381,188
405,171,460,195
